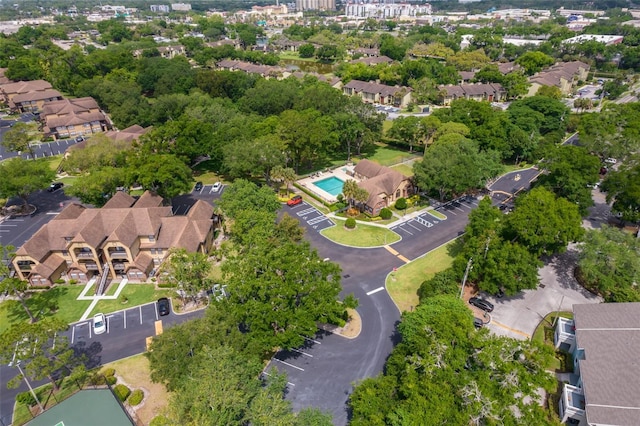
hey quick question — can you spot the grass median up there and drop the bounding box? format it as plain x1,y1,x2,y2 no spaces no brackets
89,284,173,317
386,242,455,312
320,219,401,247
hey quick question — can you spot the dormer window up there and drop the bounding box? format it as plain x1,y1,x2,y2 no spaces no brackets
148,235,155,242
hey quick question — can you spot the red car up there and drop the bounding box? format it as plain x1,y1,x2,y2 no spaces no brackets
287,195,303,206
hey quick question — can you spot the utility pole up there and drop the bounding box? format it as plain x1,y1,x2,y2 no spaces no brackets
15,361,44,413
459,257,473,299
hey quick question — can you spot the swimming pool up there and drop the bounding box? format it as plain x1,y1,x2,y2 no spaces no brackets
313,176,345,197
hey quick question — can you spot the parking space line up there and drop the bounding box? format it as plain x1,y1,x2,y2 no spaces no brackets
308,216,327,225
406,222,421,231
291,348,313,357
106,315,113,334
302,335,321,345
274,358,304,371
398,226,414,235
297,208,316,216
71,325,75,344
155,304,158,321
139,306,143,324
366,286,385,296
124,310,127,329
263,371,295,386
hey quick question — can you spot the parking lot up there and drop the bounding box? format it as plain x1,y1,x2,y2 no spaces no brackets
171,183,225,214
287,202,335,233
70,302,160,344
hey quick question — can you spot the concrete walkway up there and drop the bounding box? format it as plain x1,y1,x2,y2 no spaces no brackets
78,278,129,321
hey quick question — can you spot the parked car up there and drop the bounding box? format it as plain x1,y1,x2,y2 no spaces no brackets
474,318,484,328
48,182,64,192
469,297,494,312
93,313,106,335
212,182,222,192
157,297,170,316
75,136,84,143
194,181,203,191
287,195,303,206
604,158,617,164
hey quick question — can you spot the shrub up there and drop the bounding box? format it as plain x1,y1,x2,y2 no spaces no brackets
114,384,131,402
69,279,78,285
106,376,117,385
90,374,106,385
102,368,116,377
379,208,392,220
157,282,177,288
345,218,356,229
54,279,66,284
16,391,36,407
150,415,172,426
119,294,128,304
128,389,144,406
395,197,407,210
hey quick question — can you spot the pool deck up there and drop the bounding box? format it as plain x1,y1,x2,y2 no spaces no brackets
298,166,356,203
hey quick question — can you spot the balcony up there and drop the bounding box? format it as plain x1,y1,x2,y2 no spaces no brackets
83,263,99,270
112,262,128,271
76,251,95,259
109,252,129,259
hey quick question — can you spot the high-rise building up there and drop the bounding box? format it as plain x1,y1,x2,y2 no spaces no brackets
296,0,336,12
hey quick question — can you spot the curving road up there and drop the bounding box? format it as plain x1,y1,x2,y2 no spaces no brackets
275,201,475,424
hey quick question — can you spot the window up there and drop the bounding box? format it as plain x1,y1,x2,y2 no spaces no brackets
148,235,155,242
396,189,401,198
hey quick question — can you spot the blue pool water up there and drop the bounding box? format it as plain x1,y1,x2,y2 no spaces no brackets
313,176,345,197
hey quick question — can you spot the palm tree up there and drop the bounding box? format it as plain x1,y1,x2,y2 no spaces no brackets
271,165,296,197
341,179,359,208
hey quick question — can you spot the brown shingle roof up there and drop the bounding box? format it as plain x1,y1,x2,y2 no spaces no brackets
103,191,136,209
344,80,412,97
32,254,66,279
573,303,640,426
0,80,52,96
103,125,150,143
187,200,214,220
350,55,393,66
129,252,153,274
354,159,409,207
12,89,62,104
133,191,164,208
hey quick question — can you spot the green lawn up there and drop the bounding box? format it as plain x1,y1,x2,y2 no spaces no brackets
89,284,173,317
386,242,455,312
382,120,393,135
44,154,64,172
502,162,533,174
356,143,420,167
58,176,78,187
320,219,401,247
427,210,447,220
192,160,227,185
0,285,90,334
390,163,414,177
532,311,574,371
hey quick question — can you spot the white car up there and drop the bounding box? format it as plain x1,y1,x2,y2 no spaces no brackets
605,158,617,164
93,313,106,335
212,182,222,192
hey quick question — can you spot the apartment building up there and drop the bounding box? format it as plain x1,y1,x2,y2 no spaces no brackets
555,303,640,425
41,97,112,140
13,191,217,286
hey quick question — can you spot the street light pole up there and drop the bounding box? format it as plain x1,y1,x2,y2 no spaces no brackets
459,257,473,299
15,361,44,413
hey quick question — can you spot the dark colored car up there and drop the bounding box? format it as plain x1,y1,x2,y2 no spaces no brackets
474,318,484,328
287,195,303,206
75,135,85,143
48,182,64,192
194,181,203,191
469,297,494,312
157,297,171,316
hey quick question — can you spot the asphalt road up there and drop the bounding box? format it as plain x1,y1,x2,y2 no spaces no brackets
0,302,204,426
0,173,540,425
279,200,476,424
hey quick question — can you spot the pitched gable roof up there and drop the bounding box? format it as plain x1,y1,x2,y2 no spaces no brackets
354,159,409,207
133,191,164,208
103,191,136,209
344,80,412,97
0,80,52,96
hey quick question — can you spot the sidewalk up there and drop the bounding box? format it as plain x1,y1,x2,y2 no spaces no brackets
325,206,438,230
